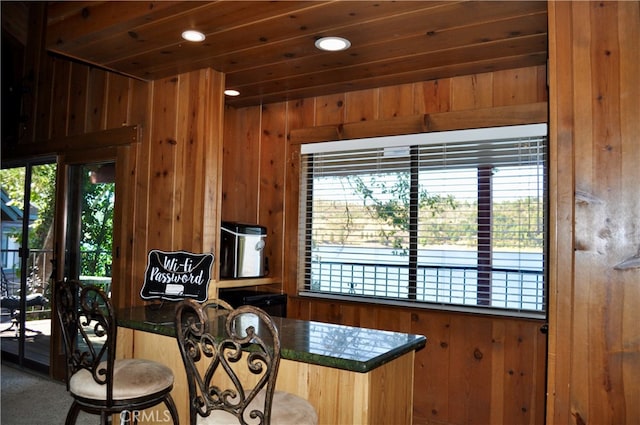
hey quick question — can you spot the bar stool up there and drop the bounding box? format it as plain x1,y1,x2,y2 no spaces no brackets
55,280,179,425
175,298,318,425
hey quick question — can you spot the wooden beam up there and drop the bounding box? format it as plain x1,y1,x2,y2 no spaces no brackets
424,102,548,131
290,102,547,144
2,125,140,161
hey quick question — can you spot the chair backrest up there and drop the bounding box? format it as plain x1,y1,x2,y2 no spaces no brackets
55,280,116,404
175,298,281,425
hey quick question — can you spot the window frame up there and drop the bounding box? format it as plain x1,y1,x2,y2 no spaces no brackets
297,124,548,319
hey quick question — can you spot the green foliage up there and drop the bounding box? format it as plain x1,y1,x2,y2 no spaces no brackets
1,164,114,278
80,178,114,277
349,173,457,251
1,164,57,251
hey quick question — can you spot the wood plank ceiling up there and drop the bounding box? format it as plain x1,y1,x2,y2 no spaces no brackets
45,1,548,108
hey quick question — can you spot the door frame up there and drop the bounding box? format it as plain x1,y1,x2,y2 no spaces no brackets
50,143,137,381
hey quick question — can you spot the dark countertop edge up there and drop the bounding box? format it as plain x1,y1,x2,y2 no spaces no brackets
117,313,427,373
283,335,427,373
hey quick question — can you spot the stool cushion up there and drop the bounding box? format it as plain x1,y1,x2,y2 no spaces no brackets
69,358,174,401
198,390,318,425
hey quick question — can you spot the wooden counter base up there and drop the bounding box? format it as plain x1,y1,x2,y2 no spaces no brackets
117,328,416,424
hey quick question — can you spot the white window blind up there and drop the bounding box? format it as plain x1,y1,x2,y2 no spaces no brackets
298,124,547,317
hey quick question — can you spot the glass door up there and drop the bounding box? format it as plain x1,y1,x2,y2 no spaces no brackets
1,162,57,372
63,162,115,297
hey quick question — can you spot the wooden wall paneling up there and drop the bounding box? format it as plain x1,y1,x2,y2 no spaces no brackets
128,68,224,300
67,64,88,136
379,82,415,119
490,320,507,425
21,2,47,144
587,2,637,422
128,78,148,128
174,70,218,252
221,106,237,220
532,320,547,425
85,68,107,133
221,105,261,223
306,301,360,327
363,304,412,334
2,2,28,47
259,102,287,281
202,69,227,274
411,311,451,424
547,1,640,424
314,93,345,126
414,78,452,115
492,66,542,106
287,296,309,320
173,70,194,250
129,80,160,304
49,59,71,139
33,54,54,142
447,315,493,424
618,3,640,420
498,321,545,424
123,72,149,306
171,68,225,256
450,72,494,110
571,3,597,419
307,299,340,324
287,98,317,131
146,76,178,249
105,73,132,129
120,80,147,300
546,2,575,421
335,302,361,327
345,88,379,122
281,98,313,296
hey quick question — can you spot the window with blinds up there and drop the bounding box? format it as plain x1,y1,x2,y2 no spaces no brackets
298,124,547,317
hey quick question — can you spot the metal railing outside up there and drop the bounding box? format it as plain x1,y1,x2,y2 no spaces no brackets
310,260,545,312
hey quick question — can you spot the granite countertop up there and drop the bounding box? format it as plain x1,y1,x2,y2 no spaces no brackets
117,304,427,373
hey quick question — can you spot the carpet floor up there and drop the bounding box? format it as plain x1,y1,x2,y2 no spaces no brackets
1,361,96,424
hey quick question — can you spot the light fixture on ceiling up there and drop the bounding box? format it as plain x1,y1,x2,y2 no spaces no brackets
181,30,206,42
224,89,240,97
315,36,351,52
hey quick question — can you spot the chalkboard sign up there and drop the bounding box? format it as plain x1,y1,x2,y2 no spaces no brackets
140,250,214,302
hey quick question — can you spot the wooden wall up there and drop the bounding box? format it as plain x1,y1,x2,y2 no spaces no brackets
8,2,639,423
222,65,549,424
12,36,226,307
128,69,225,306
547,2,640,424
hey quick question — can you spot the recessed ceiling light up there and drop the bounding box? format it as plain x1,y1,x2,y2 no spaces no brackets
315,36,351,52
224,89,240,97
181,30,205,42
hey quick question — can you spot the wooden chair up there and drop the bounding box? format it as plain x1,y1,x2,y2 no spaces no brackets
55,280,179,425
175,298,317,425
